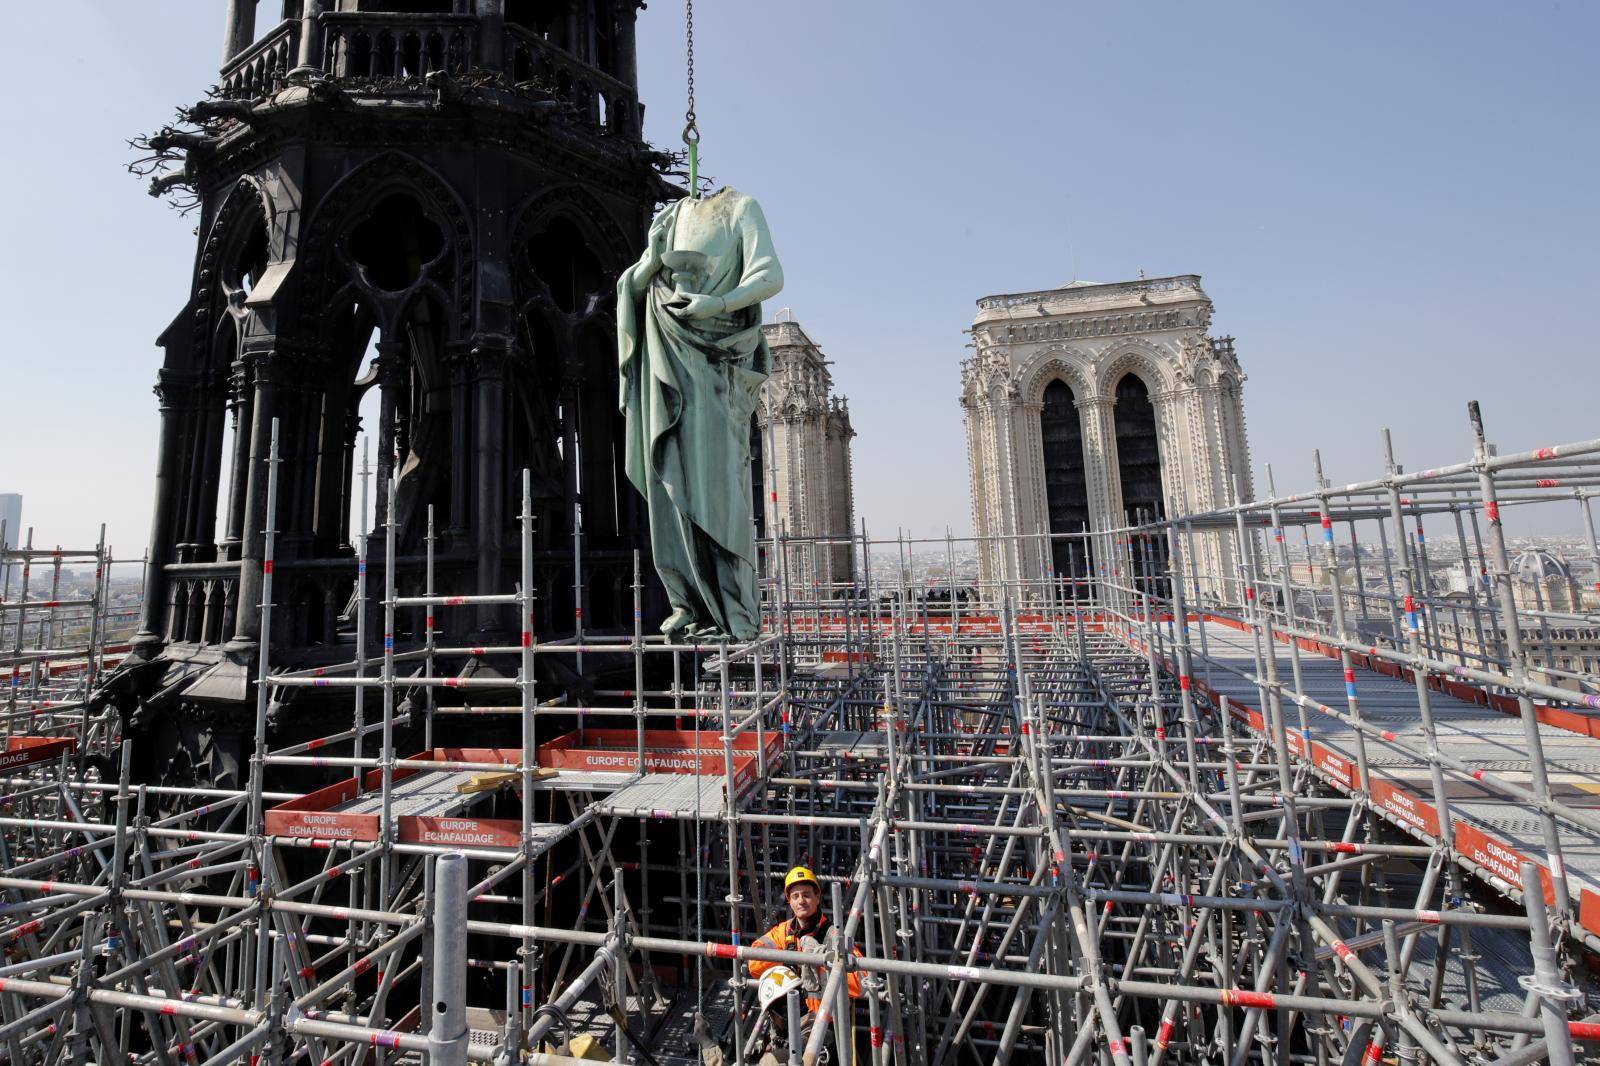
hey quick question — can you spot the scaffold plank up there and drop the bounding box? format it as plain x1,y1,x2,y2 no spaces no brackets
594,772,739,819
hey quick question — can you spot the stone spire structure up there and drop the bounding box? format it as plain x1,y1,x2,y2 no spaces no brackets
961,276,1252,600
757,319,857,594
109,0,663,785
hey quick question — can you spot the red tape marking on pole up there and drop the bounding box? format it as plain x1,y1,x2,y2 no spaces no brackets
1222,989,1275,1009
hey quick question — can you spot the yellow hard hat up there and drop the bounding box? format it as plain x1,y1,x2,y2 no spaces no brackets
784,866,819,893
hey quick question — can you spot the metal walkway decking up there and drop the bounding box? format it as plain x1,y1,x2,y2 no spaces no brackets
1186,620,1600,924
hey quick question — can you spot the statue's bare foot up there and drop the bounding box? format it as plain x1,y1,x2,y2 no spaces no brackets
660,609,695,639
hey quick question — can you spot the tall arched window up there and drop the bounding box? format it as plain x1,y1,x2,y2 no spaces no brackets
1112,373,1169,599
1040,380,1092,599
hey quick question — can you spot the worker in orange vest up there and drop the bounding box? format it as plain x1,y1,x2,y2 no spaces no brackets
749,866,863,1011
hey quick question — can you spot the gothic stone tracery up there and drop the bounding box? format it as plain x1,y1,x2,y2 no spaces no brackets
119,1,664,779
961,276,1253,600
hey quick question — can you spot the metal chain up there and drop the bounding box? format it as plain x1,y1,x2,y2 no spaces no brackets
682,0,699,145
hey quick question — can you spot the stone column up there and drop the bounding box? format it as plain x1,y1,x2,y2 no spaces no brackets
988,395,1021,590
471,340,510,635
824,411,853,586
337,411,361,549
837,408,856,583
978,402,1006,594
221,363,254,559
1078,396,1121,602
1217,380,1253,597
1016,400,1046,587
1148,389,1184,518
797,410,820,592
961,397,993,592
1183,385,1217,513
222,0,259,66
292,0,325,76
133,369,196,657
476,0,505,70
564,5,581,57
446,345,471,539
614,1,639,88
1078,397,1120,532
778,412,798,584
1221,381,1253,504
371,340,406,540
230,351,281,647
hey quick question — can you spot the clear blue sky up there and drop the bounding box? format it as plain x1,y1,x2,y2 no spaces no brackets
1,2,1595,555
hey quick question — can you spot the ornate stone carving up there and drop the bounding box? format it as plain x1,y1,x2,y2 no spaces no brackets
192,178,273,373
964,276,1252,598
1094,338,1173,398
301,151,476,341
961,348,1021,406
129,10,661,755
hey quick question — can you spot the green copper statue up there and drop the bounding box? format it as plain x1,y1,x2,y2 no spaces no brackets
617,188,784,641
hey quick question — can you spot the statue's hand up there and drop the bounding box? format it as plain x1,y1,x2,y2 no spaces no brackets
665,292,726,321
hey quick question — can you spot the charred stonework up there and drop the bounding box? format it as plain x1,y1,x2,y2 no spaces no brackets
101,0,671,786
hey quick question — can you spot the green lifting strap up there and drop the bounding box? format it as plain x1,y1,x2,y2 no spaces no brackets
685,130,700,201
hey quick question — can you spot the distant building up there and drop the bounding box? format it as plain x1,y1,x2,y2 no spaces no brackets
1434,551,1599,691
0,494,19,590
1444,562,1480,596
757,319,857,594
1432,614,1600,693
961,276,1252,600
1512,550,1582,613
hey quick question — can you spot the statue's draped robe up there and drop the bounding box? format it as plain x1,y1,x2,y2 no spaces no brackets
617,189,783,639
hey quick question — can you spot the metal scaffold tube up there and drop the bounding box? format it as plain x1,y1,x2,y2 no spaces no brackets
0,413,1595,1061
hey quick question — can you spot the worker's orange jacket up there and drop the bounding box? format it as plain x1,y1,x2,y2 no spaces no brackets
749,913,863,1010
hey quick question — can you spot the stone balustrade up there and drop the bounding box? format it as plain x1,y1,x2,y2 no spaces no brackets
211,14,639,139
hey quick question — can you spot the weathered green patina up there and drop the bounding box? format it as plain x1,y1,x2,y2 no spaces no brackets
617,188,784,640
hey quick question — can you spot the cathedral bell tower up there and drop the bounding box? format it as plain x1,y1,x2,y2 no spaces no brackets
962,276,1253,605
113,0,665,786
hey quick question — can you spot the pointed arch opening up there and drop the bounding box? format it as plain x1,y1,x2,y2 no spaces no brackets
1112,372,1170,600
199,190,269,564
1039,379,1093,601
526,215,606,314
